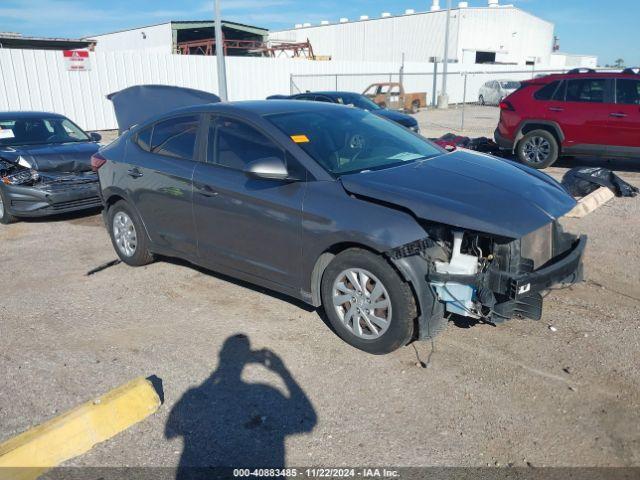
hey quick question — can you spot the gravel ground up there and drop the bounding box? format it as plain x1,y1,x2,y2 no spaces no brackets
1,118,639,469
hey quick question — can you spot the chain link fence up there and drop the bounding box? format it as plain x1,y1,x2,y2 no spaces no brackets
290,67,614,138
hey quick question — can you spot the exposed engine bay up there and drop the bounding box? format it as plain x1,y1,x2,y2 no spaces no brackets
389,222,585,324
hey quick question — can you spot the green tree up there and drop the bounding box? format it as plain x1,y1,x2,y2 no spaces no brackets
614,58,625,68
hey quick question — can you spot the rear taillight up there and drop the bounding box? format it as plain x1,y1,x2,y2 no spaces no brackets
499,100,515,111
91,153,107,172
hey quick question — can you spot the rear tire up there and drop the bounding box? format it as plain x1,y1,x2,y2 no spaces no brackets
0,186,18,225
516,130,559,169
107,200,154,266
479,95,485,106
320,248,416,355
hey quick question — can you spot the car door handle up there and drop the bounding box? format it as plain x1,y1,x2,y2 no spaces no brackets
196,185,219,197
127,168,143,179
609,112,628,118
548,107,564,112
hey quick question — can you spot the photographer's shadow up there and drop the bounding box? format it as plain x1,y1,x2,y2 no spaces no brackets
165,334,317,477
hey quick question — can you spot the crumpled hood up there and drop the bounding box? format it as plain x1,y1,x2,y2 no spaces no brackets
374,109,417,127
0,142,98,173
339,150,577,239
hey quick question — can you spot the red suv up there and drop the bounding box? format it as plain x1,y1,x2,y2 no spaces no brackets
495,68,640,169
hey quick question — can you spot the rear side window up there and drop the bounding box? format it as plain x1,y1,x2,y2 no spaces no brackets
136,127,152,151
211,117,284,170
566,79,607,103
534,81,561,100
150,115,199,160
616,79,640,105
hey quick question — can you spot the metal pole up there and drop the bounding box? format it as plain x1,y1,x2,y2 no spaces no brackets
214,0,228,101
432,61,438,107
461,73,467,132
335,74,338,91
438,0,452,109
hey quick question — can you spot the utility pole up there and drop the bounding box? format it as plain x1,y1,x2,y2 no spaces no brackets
214,0,228,101
437,0,452,109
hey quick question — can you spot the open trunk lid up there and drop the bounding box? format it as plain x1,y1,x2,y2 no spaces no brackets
107,85,220,132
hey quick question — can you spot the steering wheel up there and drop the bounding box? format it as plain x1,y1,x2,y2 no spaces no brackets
46,134,67,143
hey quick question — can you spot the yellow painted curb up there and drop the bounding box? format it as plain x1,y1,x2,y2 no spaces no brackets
0,376,161,480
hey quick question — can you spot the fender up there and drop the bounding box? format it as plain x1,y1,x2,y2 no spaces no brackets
101,185,153,245
514,120,565,150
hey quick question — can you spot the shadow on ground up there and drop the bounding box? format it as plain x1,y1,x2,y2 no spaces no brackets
165,334,317,478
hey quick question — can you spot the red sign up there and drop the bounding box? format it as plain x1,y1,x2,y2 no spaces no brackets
63,50,91,71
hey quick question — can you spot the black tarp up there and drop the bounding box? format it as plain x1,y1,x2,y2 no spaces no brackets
107,85,221,132
561,167,639,198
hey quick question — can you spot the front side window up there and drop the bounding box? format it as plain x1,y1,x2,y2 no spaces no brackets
266,108,442,176
616,79,640,105
566,79,607,103
210,117,284,170
150,115,199,160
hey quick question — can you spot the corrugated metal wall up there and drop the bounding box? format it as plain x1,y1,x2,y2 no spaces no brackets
270,10,458,63
0,48,560,131
270,6,555,65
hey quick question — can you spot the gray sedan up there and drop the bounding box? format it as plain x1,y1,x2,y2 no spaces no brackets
96,89,585,354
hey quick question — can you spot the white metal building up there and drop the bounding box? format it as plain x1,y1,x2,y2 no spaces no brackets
85,21,268,55
269,1,560,66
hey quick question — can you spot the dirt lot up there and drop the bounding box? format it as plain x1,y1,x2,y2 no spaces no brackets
1,114,639,469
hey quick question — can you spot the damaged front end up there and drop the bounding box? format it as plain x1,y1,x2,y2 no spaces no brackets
389,221,586,334
0,156,101,217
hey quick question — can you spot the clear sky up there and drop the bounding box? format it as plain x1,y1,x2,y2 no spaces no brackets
0,0,637,66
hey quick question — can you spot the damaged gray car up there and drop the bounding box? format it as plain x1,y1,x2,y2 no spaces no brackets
97,89,586,354
0,112,102,224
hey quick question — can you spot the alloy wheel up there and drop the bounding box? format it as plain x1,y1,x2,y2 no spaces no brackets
523,136,551,164
112,211,137,257
332,268,392,340
0,193,4,219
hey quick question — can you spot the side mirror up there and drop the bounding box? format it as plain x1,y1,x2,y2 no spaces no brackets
244,157,293,181
89,132,102,142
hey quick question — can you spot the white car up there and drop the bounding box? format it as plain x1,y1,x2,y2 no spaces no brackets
478,80,521,105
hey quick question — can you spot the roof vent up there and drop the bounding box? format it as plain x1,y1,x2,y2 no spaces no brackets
294,23,303,29
339,17,349,23
431,0,441,11
381,12,392,17
320,20,330,25
302,22,312,27
359,15,369,20
488,0,499,7
405,8,416,14
458,1,469,7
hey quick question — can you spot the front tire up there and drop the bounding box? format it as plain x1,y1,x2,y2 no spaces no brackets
321,248,416,354
107,200,154,266
479,95,485,106
516,129,559,169
410,100,420,114
0,186,17,225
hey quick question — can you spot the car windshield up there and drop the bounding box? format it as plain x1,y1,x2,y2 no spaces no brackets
333,93,381,111
0,116,90,147
501,81,521,89
267,108,442,176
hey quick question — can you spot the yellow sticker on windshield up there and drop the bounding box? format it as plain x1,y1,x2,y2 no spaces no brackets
290,134,310,143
